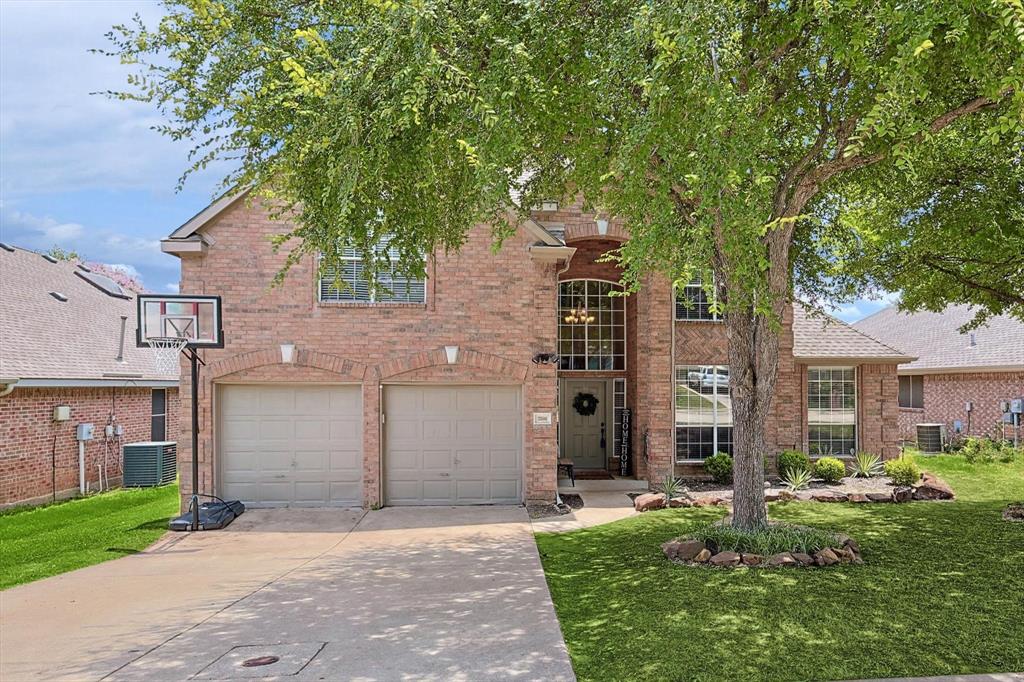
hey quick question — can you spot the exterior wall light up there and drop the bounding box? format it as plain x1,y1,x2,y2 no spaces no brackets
445,345,459,364
280,343,296,363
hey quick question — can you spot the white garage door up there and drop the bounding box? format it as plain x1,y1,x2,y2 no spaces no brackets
218,384,362,506
384,385,522,505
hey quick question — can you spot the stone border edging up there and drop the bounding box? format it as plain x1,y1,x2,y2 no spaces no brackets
662,533,863,569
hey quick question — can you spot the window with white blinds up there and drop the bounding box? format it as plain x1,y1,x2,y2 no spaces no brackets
318,240,426,304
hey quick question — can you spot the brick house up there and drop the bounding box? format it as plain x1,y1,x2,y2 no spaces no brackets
0,245,180,507
160,194,911,508
854,305,1024,444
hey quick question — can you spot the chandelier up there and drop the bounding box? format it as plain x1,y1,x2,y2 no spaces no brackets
563,307,595,324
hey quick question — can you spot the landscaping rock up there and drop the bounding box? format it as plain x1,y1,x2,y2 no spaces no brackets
741,553,763,566
795,491,814,501
814,548,840,566
791,552,814,566
764,492,781,502
777,490,795,502
848,493,869,503
866,492,892,503
675,540,707,561
1004,502,1024,522
634,492,666,512
693,497,722,507
811,491,847,503
668,496,694,508
767,552,797,567
694,548,712,563
835,534,861,555
892,486,914,503
913,473,955,500
709,551,741,567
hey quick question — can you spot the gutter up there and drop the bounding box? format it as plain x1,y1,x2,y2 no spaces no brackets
0,378,18,397
11,378,179,389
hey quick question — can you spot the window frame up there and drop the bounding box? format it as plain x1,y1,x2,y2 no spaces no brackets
806,366,858,457
557,279,627,371
317,240,427,305
898,375,924,409
151,388,167,442
675,277,722,322
674,365,733,462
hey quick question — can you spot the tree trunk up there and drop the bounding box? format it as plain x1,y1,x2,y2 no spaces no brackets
726,305,775,530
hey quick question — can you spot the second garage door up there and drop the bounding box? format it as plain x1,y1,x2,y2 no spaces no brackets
384,385,522,505
218,384,363,507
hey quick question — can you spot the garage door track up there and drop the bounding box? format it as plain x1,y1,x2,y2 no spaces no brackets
0,507,575,681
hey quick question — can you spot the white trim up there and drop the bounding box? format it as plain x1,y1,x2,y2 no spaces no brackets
167,188,250,239
12,379,179,388
528,244,576,261
898,365,1024,375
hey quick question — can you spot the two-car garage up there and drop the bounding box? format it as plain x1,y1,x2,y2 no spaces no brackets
217,383,522,507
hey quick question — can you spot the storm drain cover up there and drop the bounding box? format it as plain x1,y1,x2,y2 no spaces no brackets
194,642,325,679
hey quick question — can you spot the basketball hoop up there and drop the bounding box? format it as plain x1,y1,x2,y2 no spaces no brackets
149,336,189,375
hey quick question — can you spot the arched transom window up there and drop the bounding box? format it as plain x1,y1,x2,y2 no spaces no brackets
558,280,625,370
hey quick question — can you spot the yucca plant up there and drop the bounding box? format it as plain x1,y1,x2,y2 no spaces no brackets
852,452,884,478
659,475,686,505
782,467,813,492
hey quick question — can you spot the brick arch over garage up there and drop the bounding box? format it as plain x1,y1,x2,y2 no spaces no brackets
207,347,368,382
375,347,530,382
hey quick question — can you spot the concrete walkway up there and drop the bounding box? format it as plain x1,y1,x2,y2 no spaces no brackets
0,507,574,681
531,480,643,533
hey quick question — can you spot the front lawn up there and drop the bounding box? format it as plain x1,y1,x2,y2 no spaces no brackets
0,484,179,590
536,456,1024,681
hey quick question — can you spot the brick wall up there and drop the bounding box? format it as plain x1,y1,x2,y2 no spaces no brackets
0,386,180,507
178,197,563,508
898,371,1024,443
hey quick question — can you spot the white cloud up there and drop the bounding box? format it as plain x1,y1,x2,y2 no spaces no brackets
0,1,226,200
165,282,180,293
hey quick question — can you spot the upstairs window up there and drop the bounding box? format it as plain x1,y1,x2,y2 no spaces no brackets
675,277,720,321
319,237,426,304
899,375,924,409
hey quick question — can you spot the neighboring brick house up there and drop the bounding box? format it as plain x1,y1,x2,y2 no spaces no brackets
855,305,1024,445
160,193,910,509
0,245,180,507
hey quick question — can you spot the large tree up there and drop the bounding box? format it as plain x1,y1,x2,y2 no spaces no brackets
108,0,1024,529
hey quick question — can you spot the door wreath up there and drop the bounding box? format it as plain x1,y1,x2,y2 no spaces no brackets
572,392,600,416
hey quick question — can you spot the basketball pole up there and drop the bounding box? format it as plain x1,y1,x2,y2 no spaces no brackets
188,347,200,531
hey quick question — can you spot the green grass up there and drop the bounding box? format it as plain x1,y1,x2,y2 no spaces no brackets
536,456,1024,681
0,484,179,590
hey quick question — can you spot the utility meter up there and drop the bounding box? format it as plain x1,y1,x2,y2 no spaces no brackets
76,423,95,441
1011,398,1024,415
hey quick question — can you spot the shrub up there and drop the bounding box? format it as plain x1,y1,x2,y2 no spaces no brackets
884,455,921,486
777,449,811,477
961,437,1018,464
782,467,813,491
814,457,846,484
688,521,843,556
851,452,884,478
704,452,733,484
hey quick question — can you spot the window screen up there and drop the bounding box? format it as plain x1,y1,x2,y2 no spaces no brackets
151,389,167,441
898,375,924,409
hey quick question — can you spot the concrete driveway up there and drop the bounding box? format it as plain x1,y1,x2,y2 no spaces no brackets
0,507,574,681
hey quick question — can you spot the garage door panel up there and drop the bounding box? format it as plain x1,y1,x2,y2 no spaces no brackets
219,384,362,507
384,385,521,505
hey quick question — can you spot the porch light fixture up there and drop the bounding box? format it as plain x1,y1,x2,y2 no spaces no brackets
280,343,296,363
445,345,459,364
563,308,595,324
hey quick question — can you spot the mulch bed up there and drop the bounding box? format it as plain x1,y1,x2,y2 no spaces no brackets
527,493,585,519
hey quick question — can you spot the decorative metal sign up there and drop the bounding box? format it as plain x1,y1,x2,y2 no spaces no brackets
619,408,632,476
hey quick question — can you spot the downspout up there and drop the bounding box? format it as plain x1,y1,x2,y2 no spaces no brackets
0,379,18,397
553,250,575,506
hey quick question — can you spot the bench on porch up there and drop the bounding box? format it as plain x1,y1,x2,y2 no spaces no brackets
557,458,575,487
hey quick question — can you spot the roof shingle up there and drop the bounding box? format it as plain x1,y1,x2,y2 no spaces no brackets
793,304,914,362
0,246,178,383
853,305,1024,372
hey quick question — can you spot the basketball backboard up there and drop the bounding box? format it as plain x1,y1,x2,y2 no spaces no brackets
137,294,223,348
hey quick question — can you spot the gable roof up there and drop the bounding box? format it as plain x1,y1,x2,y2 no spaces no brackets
162,187,564,255
853,305,1024,373
792,304,915,363
0,246,178,387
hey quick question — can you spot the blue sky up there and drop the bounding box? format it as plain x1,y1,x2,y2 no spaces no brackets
0,0,895,322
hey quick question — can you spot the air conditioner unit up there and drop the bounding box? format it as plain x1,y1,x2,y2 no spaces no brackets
123,441,177,487
915,424,946,454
